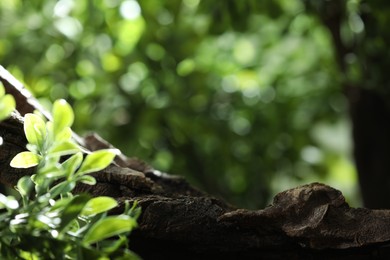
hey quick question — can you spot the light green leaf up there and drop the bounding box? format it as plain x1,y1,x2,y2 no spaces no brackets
16,176,34,197
62,152,83,177
0,94,16,121
26,143,39,153
78,175,97,185
81,196,118,217
10,151,41,168
83,215,137,245
52,99,74,138
77,149,118,175
23,113,46,149
48,140,80,157
54,126,73,142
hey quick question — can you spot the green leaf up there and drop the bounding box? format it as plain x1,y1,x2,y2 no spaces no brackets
81,196,118,217
101,235,127,254
52,99,74,138
59,194,90,231
0,82,4,97
16,176,34,197
10,151,41,168
0,94,16,121
78,175,97,185
43,169,66,179
83,215,137,245
26,143,39,153
49,181,76,199
79,245,105,259
77,149,118,175
49,197,73,211
23,113,46,149
38,163,64,178
126,201,142,219
54,126,73,142
48,140,80,157
62,152,83,177
115,250,141,260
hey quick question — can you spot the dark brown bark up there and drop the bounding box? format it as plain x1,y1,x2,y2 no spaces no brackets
348,89,390,209
3,66,390,259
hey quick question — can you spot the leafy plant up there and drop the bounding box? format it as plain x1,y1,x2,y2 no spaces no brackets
0,94,140,259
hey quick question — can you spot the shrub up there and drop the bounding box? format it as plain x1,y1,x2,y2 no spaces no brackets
0,83,140,259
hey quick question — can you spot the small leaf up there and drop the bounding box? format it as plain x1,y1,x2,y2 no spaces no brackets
49,181,76,199
48,140,80,157
0,94,16,121
77,149,118,175
26,143,39,153
16,176,34,197
81,196,118,217
59,194,90,231
126,201,142,219
23,113,46,149
78,175,97,185
62,152,83,177
10,152,41,168
52,99,74,138
83,215,137,245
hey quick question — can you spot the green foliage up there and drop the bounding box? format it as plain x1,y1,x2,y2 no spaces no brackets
1,99,140,259
0,82,15,121
0,82,15,152
0,0,360,208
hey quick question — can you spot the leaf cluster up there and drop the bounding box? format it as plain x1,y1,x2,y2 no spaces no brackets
0,93,140,259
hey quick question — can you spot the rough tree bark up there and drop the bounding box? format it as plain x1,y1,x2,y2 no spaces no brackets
2,66,390,259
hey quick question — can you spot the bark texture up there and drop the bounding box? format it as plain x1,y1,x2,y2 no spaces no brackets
2,66,390,259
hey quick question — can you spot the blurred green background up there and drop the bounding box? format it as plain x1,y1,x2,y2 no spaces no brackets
0,0,364,209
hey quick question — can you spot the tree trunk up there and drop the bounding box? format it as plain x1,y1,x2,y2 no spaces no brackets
348,88,390,208
305,0,390,209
